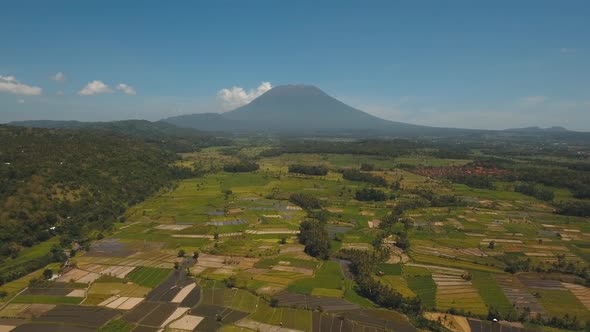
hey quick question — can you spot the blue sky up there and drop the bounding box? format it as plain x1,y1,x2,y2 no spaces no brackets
1,0,589,130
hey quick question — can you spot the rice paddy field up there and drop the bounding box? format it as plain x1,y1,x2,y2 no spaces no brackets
1,146,590,331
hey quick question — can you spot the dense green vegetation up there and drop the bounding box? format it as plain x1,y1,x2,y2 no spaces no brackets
0,125,196,284
341,169,387,186
355,188,387,201
11,119,230,153
289,193,322,210
288,164,328,176
298,219,330,259
514,182,555,201
260,139,424,157
223,160,260,172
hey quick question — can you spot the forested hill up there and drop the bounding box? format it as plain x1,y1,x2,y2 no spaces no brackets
0,126,193,283
9,119,231,152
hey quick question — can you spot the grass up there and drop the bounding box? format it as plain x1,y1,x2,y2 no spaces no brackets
436,286,488,316
250,302,312,331
406,275,436,309
342,279,376,308
12,295,83,305
471,271,516,317
126,266,171,288
374,263,402,275
311,288,344,297
88,282,151,297
534,289,590,322
228,289,259,313
99,319,135,332
287,261,344,294
377,276,415,297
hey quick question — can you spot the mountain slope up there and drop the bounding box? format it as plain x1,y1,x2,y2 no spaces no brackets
161,84,482,136
160,113,245,132
223,85,394,131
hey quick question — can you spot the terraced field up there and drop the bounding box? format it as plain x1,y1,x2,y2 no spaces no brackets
2,145,590,332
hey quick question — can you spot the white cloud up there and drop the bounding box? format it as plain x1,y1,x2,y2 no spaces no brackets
0,75,42,95
518,95,547,108
78,80,112,95
52,72,65,82
57,90,64,96
217,81,272,109
17,99,25,104
116,83,136,95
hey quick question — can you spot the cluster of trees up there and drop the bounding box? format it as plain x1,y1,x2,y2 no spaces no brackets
298,219,330,259
514,182,554,201
223,161,259,172
289,193,322,210
11,119,231,153
0,126,198,284
408,188,463,207
288,164,328,176
342,169,387,187
554,200,590,217
498,253,590,286
512,166,590,199
338,249,444,331
0,245,66,286
355,188,387,201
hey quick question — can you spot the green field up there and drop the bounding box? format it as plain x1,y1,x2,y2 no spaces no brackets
287,261,344,294
126,266,171,288
471,271,516,317
4,137,590,332
406,275,436,309
12,295,83,305
534,289,590,321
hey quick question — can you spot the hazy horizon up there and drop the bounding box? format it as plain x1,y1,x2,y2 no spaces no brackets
1,1,589,131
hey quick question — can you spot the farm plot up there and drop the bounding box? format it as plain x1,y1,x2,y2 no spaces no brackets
495,275,545,316
169,314,204,330
85,238,136,257
88,281,151,298
533,289,590,322
377,276,415,298
405,274,436,310
516,273,564,290
288,261,344,295
22,305,118,329
12,294,83,305
471,272,516,317
272,291,359,311
190,304,250,331
0,303,55,319
126,266,171,288
432,274,487,315
98,296,144,310
22,283,83,297
12,324,95,332
200,287,259,313
248,302,312,331
563,283,590,310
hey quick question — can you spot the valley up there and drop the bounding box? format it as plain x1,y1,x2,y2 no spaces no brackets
1,136,589,331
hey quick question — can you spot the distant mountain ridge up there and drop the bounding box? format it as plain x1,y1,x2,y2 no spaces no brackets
10,85,587,139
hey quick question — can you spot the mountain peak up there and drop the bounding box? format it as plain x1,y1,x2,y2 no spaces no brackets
260,84,326,97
